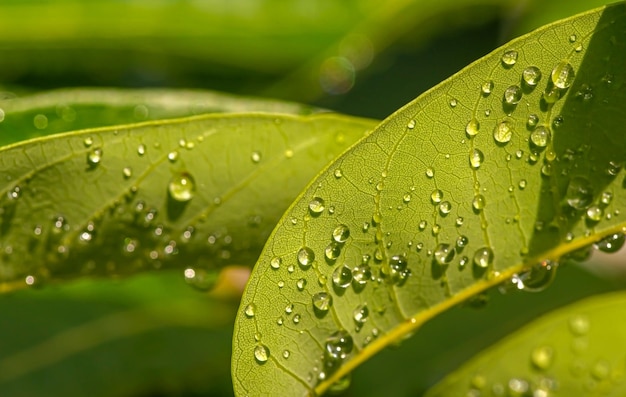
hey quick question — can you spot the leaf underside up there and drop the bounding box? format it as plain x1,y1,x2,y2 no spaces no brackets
0,112,376,292
232,3,626,396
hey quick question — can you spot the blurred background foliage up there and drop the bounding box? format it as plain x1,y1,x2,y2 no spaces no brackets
0,0,622,396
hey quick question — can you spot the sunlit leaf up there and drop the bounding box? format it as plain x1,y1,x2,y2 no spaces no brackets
232,4,626,396
0,88,320,146
425,291,626,396
0,113,375,292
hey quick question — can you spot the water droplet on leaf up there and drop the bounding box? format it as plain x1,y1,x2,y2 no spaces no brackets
503,85,522,105
501,50,518,66
254,344,270,364
473,247,494,269
551,61,575,89
434,243,455,265
309,197,325,215
298,246,315,268
530,125,551,148
493,120,513,144
522,66,542,86
312,292,333,313
332,264,353,289
168,172,196,202
469,149,484,169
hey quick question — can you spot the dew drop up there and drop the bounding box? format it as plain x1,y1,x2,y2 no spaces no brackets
531,346,554,370
530,125,551,148
309,197,325,215
565,176,593,210
332,264,353,289
168,172,196,202
254,344,270,364
439,201,452,215
87,148,103,166
501,50,518,66
312,292,333,313
332,224,350,243
431,189,443,204
251,151,262,163
522,66,542,86
606,160,622,176
403,193,412,203
449,98,458,108
352,263,372,285
456,235,469,248
569,315,590,336
466,118,480,137
83,137,94,147
455,217,464,227
434,243,455,265
503,85,522,105
551,61,575,89
493,120,513,144
298,246,315,268
122,167,132,179
595,233,625,253
137,144,146,156
33,114,48,129
352,304,369,326
473,247,494,269
270,256,281,270
425,167,434,178
296,278,307,291
469,149,484,169
542,85,561,104
513,260,557,292
481,80,494,95
325,330,354,361
586,206,603,222
472,194,486,211
407,119,416,129
325,242,341,261
527,114,539,128
244,303,256,318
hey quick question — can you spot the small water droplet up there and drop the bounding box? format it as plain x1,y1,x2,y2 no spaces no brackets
407,119,416,129
469,149,484,169
33,114,48,129
434,243,455,265
122,167,132,179
425,167,434,178
439,201,452,215
270,256,281,270
530,125,551,148
332,264,353,289
312,292,333,313
466,118,480,137
542,85,561,104
254,344,270,364
449,98,458,108
569,315,590,336
298,246,315,268
293,314,301,324
526,114,539,129
309,197,325,215
503,85,522,105
606,160,622,176
551,61,575,89
481,80,494,95
334,169,343,179
522,66,542,86
83,137,94,147
456,235,469,248
501,50,518,66
352,263,371,285
296,278,307,291
168,172,196,202
137,144,146,156
473,247,494,269
586,205,603,222
431,189,443,204
595,233,625,253
600,192,613,205
244,303,256,318
403,193,412,203
565,176,593,210
332,224,350,243
493,120,513,144
472,194,486,211
591,360,611,380
87,148,103,166
325,242,341,261
575,83,594,101
251,151,262,163
455,217,464,227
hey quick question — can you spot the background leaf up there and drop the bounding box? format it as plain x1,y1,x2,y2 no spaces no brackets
232,4,626,396
424,290,626,396
0,113,375,292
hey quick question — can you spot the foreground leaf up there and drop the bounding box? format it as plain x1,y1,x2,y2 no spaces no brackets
0,88,320,146
233,4,626,396
0,113,375,292
425,291,626,396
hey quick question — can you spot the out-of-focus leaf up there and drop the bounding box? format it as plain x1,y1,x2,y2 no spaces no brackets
232,4,626,396
0,88,321,146
425,291,626,396
0,113,376,292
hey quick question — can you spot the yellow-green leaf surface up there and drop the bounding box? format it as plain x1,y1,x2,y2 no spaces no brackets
425,291,626,396
0,113,376,292
233,3,626,396
0,88,320,146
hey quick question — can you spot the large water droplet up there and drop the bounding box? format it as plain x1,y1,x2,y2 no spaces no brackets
309,197,325,215
298,246,315,268
472,194,486,211
332,264,353,289
325,330,354,362
522,66,542,86
493,120,513,144
530,125,551,148
565,176,593,210
431,189,443,204
434,243,455,265
332,224,350,243
168,172,196,202
254,344,270,364
512,260,557,292
312,292,333,313
503,85,522,105
473,247,493,269
586,206,603,222
439,201,452,215
551,61,575,89
501,50,518,66
595,233,625,253
325,242,341,261
469,149,484,169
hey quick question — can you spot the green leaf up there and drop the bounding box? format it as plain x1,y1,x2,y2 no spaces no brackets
232,3,626,396
0,113,376,292
424,291,626,396
0,88,320,146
